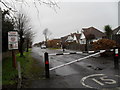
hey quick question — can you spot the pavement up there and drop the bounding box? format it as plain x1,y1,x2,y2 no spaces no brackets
29,47,120,89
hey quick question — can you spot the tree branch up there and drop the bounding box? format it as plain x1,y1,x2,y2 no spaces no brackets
0,0,17,12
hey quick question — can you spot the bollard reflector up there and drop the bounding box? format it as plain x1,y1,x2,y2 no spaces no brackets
45,61,49,64
115,54,119,57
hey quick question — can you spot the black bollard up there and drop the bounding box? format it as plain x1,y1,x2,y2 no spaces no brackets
113,47,119,69
44,52,50,78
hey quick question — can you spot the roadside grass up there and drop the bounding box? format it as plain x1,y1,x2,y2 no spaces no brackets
2,56,18,85
2,49,44,88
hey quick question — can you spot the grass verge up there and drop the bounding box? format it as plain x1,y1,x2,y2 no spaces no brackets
2,50,44,88
2,56,18,87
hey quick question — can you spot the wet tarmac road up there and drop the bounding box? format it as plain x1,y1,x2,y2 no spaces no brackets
31,47,120,89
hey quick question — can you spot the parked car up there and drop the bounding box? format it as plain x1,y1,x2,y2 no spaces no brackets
41,45,46,49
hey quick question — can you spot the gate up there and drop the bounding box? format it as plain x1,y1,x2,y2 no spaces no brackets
44,47,119,78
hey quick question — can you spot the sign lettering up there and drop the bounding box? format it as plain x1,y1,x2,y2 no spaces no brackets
8,31,18,50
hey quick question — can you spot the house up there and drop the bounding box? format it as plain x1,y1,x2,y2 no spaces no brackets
61,27,105,45
61,32,81,43
112,26,120,35
61,36,68,43
80,27,105,44
65,35,74,42
112,26,120,44
47,39,61,48
71,33,81,43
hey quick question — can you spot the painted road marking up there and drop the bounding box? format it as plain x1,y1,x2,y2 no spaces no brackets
100,76,116,85
92,78,104,86
81,74,120,89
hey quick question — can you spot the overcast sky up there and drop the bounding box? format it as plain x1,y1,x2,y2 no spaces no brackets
1,0,119,44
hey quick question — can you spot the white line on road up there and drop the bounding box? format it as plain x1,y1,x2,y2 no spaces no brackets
92,78,104,86
81,74,105,88
81,74,120,89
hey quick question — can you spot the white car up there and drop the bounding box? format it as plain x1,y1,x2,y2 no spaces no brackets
41,45,46,49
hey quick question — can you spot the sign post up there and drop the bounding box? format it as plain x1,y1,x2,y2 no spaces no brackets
113,47,119,69
8,31,18,69
12,46,17,68
44,52,50,78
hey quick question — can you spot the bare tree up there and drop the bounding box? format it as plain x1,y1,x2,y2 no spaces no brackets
0,0,59,25
1,0,58,53
0,0,59,13
24,30,35,52
14,12,32,57
43,28,52,47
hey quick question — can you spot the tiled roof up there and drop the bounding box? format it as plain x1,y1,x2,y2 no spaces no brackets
61,33,81,43
61,27,105,42
82,27,105,38
113,26,120,35
71,33,81,41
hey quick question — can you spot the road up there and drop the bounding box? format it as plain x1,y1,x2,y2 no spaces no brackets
30,47,120,89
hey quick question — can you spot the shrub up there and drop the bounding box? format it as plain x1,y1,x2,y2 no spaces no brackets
92,39,117,50
92,39,117,57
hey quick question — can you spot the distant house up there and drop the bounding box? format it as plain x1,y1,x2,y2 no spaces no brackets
113,26,120,35
61,32,81,43
61,36,68,43
61,27,105,45
71,33,81,43
112,26,120,44
47,39,61,48
65,35,74,42
80,27,105,44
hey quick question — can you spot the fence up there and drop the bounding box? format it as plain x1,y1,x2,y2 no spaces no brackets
66,43,93,51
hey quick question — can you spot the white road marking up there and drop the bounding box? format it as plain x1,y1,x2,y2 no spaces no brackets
81,74,105,88
92,78,104,86
81,74,119,89
115,75,120,77
100,76,116,85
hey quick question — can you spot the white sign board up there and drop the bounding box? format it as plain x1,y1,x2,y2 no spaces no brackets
8,31,18,50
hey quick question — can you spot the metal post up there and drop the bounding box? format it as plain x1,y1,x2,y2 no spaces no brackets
44,52,50,78
113,47,119,69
